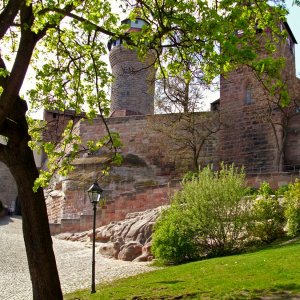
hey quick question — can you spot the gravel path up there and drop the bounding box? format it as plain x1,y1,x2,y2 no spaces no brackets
0,216,158,300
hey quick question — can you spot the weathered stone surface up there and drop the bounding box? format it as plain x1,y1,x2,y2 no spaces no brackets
56,206,165,262
118,241,143,261
69,232,89,242
95,223,116,242
55,231,89,242
0,162,18,210
98,240,123,259
94,207,163,261
133,242,153,262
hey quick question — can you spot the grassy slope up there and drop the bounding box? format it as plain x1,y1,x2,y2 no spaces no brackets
65,241,300,299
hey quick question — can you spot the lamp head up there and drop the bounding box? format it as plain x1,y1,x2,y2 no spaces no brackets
87,182,103,204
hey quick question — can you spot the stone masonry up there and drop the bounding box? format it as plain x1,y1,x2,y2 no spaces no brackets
46,113,218,234
1,18,300,234
109,47,156,116
219,23,300,172
0,161,18,210
109,18,156,116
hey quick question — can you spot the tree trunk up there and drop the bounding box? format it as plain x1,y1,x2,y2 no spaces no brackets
4,107,63,299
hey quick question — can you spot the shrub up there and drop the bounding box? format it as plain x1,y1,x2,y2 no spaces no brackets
275,185,289,197
152,164,251,263
284,179,300,237
152,206,200,264
248,182,285,243
258,181,273,197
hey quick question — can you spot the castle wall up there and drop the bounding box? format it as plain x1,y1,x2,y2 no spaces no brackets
0,148,41,213
219,67,281,172
46,113,219,231
247,172,300,189
219,25,299,172
0,162,18,211
285,113,300,167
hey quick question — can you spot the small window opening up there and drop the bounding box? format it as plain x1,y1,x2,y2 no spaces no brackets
287,37,294,55
245,86,253,105
280,23,284,32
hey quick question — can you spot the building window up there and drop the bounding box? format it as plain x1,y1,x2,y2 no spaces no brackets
245,86,253,105
287,37,294,55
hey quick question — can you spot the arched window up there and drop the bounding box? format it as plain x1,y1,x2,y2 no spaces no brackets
244,85,253,105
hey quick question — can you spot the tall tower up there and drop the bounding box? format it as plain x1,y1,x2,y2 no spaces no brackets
108,18,156,117
218,22,298,173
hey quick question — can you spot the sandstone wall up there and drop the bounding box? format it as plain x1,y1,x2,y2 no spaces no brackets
219,67,280,172
0,162,18,210
49,183,178,234
285,113,300,168
45,24,300,233
219,26,299,172
46,113,218,232
247,172,300,189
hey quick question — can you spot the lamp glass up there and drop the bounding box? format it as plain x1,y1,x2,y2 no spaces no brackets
87,182,103,204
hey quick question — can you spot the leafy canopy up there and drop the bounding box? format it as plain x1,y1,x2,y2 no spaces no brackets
0,0,291,188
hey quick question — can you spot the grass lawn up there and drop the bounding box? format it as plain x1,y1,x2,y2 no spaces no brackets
65,240,300,299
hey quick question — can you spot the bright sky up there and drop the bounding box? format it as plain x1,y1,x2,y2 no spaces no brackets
114,1,300,76
23,1,300,118
286,0,300,75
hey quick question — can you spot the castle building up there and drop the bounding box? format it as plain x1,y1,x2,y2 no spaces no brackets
108,17,156,116
0,18,299,234
218,22,300,173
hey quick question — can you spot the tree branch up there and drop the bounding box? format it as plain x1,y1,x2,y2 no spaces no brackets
0,0,23,39
37,7,119,38
0,2,39,128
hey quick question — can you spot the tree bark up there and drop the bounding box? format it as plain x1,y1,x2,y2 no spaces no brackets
2,101,63,300
0,3,63,296
9,149,63,299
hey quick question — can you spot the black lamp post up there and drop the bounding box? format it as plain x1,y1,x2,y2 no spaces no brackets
87,181,103,294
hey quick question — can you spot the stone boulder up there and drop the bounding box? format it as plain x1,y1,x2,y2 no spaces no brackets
118,241,143,261
55,206,166,262
133,242,153,262
98,239,123,259
93,207,164,261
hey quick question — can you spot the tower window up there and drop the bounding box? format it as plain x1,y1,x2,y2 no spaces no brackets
244,86,253,105
286,37,294,54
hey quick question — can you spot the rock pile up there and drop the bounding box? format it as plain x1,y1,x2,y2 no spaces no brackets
55,206,166,262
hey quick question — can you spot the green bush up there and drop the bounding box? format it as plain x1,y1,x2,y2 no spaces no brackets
258,181,273,197
248,182,285,243
284,179,300,237
152,164,251,263
152,206,200,264
275,185,289,197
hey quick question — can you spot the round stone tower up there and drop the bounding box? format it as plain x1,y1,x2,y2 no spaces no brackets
108,18,156,116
